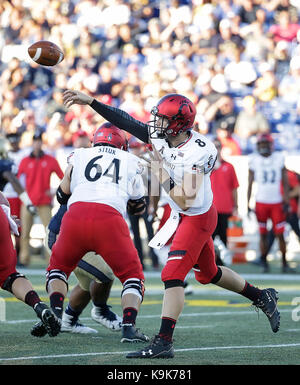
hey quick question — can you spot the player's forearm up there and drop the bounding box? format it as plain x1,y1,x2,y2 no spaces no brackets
90,99,149,143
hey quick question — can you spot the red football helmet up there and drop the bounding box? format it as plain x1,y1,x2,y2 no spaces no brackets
256,133,273,156
148,93,196,138
93,123,128,151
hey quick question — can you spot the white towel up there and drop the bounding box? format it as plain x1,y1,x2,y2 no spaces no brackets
149,210,180,249
1,204,19,236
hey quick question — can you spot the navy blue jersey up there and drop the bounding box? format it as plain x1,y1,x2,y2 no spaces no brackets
0,159,16,190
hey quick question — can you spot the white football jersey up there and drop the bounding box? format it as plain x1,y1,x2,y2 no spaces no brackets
248,151,285,204
67,146,145,217
151,131,217,215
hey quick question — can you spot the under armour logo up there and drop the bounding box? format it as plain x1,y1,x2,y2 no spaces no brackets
171,154,176,160
142,349,153,356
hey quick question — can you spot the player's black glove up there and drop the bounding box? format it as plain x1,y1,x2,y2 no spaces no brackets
127,197,146,216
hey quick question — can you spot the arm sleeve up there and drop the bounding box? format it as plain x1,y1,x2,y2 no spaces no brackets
90,99,149,143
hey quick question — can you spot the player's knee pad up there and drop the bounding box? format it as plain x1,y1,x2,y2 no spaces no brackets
164,279,185,289
121,278,145,302
210,266,223,284
46,269,68,292
2,272,27,293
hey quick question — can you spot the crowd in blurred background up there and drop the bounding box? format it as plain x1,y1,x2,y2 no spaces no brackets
1,0,300,155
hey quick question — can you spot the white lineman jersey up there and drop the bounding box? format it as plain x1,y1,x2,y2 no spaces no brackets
248,151,285,204
67,146,145,217
151,131,217,215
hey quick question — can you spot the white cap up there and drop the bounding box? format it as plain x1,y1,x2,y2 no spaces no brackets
219,19,232,29
210,74,228,93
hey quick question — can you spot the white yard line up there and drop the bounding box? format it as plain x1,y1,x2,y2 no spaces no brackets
1,342,300,362
0,308,293,324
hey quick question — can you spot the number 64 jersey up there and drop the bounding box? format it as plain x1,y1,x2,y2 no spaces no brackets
67,146,145,217
248,151,285,204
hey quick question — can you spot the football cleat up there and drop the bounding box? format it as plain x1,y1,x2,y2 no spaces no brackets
31,321,48,338
61,313,98,334
121,323,149,343
126,335,174,359
253,288,280,333
32,303,61,337
91,305,122,331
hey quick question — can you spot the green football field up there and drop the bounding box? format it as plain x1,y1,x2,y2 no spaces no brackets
0,259,300,367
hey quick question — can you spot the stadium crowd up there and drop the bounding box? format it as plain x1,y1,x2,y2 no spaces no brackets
1,0,300,154
1,0,300,271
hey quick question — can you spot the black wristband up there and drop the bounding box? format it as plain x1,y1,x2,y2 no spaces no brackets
56,186,71,205
162,177,176,193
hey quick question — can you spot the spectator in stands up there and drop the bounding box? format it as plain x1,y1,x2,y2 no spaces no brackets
0,0,299,160
237,0,261,25
216,120,242,156
278,55,300,102
273,40,291,81
234,95,270,153
268,10,300,43
215,18,245,64
240,18,272,63
17,132,64,266
253,63,278,102
205,94,238,135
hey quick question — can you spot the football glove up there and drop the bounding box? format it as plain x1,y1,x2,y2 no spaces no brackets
127,197,146,216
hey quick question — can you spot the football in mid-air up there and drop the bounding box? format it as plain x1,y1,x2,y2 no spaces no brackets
28,40,64,66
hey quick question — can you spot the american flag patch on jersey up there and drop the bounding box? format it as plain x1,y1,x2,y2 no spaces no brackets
192,164,203,174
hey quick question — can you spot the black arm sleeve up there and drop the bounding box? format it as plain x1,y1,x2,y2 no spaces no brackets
90,99,149,143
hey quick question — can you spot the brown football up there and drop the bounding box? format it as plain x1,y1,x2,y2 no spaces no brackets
28,40,64,66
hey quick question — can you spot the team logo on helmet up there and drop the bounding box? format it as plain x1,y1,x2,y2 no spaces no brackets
148,93,196,138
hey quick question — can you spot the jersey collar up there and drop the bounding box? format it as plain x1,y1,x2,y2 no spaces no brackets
176,131,193,149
